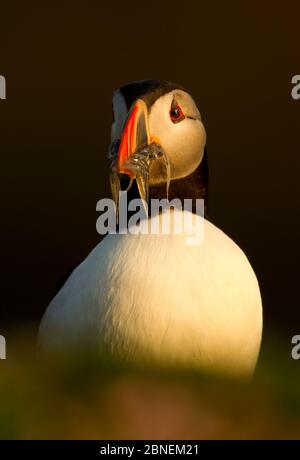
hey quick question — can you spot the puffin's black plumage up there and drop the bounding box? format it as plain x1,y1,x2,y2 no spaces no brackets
149,148,209,217
119,80,187,111
119,148,209,218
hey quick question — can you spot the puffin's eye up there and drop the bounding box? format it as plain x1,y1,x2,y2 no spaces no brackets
170,100,185,123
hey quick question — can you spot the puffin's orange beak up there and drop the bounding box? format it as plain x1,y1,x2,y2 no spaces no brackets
117,99,150,176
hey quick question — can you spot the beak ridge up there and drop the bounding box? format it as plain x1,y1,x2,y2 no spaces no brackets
117,99,150,176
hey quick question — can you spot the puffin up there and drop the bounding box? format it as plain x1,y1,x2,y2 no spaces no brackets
39,80,262,377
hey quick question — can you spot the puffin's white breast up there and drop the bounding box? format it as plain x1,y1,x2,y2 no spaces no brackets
39,210,262,377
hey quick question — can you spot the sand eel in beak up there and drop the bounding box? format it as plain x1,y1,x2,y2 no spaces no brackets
109,98,171,215
39,80,262,378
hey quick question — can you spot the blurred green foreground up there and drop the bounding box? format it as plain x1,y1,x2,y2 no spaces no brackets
0,327,300,439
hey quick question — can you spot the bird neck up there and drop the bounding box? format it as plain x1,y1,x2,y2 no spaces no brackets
149,149,209,218
118,149,209,219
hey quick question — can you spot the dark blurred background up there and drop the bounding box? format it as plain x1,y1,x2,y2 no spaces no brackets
0,1,299,352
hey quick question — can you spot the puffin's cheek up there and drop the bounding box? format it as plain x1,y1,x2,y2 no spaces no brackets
183,122,206,175
165,129,205,180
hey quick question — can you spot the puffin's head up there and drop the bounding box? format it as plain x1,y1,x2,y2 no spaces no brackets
109,80,208,212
